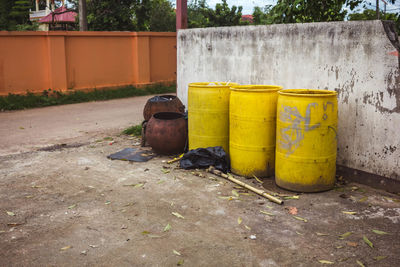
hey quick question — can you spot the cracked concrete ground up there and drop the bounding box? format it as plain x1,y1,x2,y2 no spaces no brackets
1,97,400,266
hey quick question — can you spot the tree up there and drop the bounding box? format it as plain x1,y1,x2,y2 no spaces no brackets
349,8,400,34
86,0,136,31
208,0,243,27
83,0,175,31
0,0,38,30
133,0,176,31
10,0,32,25
0,0,15,30
187,0,211,28
253,0,398,25
79,0,87,31
134,0,151,30
252,5,273,25
267,0,365,24
148,0,175,32
187,0,245,28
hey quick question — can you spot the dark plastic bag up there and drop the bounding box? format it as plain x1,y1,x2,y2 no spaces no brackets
179,146,230,173
107,148,155,162
148,95,176,102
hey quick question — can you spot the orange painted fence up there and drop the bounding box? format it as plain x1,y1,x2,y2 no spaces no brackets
0,31,177,96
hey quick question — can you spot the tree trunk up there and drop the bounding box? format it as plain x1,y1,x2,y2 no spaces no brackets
79,0,88,31
376,0,380,19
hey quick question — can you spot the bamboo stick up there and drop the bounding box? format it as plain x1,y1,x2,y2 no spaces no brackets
167,154,184,164
206,166,283,205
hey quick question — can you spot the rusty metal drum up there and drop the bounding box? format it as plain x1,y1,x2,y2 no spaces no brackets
143,95,185,121
145,112,187,155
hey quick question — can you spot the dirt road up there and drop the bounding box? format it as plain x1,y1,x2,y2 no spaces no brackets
0,96,147,156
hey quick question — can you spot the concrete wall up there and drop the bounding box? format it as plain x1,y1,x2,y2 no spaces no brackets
177,20,400,182
0,31,176,95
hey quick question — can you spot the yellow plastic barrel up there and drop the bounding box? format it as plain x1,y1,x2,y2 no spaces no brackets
188,82,238,152
275,89,338,192
229,85,282,178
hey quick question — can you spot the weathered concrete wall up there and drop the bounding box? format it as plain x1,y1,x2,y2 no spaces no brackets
177,20,400,182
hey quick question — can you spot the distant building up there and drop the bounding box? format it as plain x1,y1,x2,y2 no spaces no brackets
30,0,76,31
241,15,254,24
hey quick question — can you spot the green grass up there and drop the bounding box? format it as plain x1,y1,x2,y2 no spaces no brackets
0,84,176,111
122,124,142,136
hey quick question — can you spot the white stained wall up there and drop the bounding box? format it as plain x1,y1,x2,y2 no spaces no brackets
177,20,400,181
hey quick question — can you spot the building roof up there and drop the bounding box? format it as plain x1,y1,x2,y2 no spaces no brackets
241,15,253,23
39,6,77,23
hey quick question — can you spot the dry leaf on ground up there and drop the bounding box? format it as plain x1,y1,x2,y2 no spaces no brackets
347,241,358,247
372,229,388,235
318,260,334,264
287,206,298,215
293,216,307,222
363,236,373,248
339,232,353,239
173,250,181,256
172,212,185,219
164,223,171,232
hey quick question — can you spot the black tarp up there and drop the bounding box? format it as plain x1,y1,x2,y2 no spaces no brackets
107,148,155,162
179,146,230,173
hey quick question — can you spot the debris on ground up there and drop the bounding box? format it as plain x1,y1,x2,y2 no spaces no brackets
286,206,298,215
179,146,230,173
107,148,155,162
206,166,283,204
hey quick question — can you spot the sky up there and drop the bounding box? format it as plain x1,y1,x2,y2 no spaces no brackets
185,0,400,15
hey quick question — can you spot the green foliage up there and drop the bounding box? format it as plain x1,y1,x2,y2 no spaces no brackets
85,0,175,31
209,0,243,27
148,0,175,32
0,84,176,111
14,21,39,31
252,5,273,25
270,0,363,23
122,124,142,136
188,0,211,28
10,0,32,24
133,0,176,31
252,0,370,25
0,0,13,30
349,9,400,34
87,0,136,31
0,0,36,30
134,0,151,30
188,0,245,28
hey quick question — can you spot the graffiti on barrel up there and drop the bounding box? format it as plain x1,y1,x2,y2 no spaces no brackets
279,102,336,156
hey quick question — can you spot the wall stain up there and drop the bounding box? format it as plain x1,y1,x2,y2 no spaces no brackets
363,69,400,114
335,68,356,104
383,145,397,155
335,66,339,80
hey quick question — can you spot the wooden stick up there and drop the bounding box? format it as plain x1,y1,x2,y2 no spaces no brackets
167,154,184,164
206,166,283,205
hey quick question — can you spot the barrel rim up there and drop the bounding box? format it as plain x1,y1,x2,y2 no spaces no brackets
279,89,337,97
189,82,239,88
230,85,283,92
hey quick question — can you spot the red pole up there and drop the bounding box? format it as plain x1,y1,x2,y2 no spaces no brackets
176,0,188,30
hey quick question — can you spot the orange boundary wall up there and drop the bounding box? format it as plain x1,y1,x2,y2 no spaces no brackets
0,31,177,96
